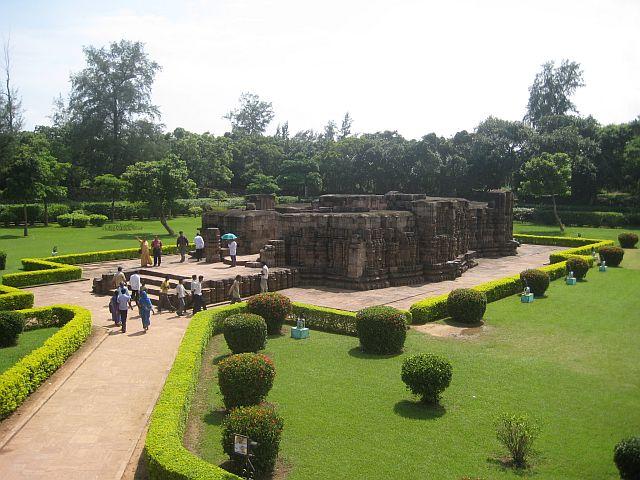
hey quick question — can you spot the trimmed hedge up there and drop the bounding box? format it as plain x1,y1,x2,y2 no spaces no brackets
614,436,640,480
1,259,82,288
43,244,189,265
0,285,34,311
246,292,292,335
222,313,267,353
0,250,6,270
0,305,92,419
401,353,453,404
447,289,487,324
619,232,639,249
598,246,624,267
566,257,590,280
0,311,24,347
217,353,275,409
519,269,550,297
355,306,408,354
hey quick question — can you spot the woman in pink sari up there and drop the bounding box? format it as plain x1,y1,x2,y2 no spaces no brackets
136,237,153,267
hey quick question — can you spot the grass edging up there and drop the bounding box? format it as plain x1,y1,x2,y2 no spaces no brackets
0,304,92,419
0,284,34,311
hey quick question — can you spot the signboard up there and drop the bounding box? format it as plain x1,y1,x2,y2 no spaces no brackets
234,434,249,456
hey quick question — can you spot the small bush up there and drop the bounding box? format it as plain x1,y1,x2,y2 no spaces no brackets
221,403,284,475
57,213,73,227
47,203,70,222
355,305,407,354
246,292,292,335
614,436,640,480
618,232,639,249
0,250,6,270
401,353,452,404
598,246,624,267
102,222,139,231
565,257,590,279
217,353,275,409
89,214,108,227
495,413,539,468
188,205,203,217
447,288,487,324
519,269,550,297
223,313,267,353
0,311,24,348
72,214,90,228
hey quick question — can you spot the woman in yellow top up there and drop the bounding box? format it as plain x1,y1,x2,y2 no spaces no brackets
136,237,153,267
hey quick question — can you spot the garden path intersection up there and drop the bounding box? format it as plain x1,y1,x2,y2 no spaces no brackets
0,246,559,479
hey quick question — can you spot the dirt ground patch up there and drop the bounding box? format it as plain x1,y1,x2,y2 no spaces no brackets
413,321,489,338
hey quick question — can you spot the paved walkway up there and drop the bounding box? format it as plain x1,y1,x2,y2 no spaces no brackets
0,246,559,479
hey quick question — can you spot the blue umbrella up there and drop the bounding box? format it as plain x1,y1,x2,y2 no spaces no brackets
221,233,237,240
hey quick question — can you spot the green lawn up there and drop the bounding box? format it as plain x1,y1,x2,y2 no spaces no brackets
193,249,640,479
0,327,60,373
514,221,640,243
0,216,200,276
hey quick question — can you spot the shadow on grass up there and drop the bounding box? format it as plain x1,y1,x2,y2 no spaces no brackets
204,408,226,426
486,456,537,477
347,346,402,360
393,400,446,419
442,318,484,328
0,234,21,240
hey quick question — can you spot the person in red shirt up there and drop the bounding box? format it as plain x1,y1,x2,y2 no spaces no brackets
151,235,163,267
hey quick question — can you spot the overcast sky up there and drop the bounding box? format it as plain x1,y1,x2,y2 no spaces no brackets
1,0,639,139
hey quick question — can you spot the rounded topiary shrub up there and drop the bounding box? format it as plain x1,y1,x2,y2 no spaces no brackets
614,436,640,480
599,246,624,267
57,213,73,227
566,256,590,279
355,305,407,355
246,292,292,335
401,353,453,404
619,232,639,249
223,313,267,353
0,250,6,270
71,214,90,228
89,214,108,227
519,269,550,297
447,288,487,324
0,311,25,348
222,403,284,475
217,353,275,409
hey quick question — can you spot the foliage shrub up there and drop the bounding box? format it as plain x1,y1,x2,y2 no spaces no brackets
614,436,640,480
1,259,82,288
47,203,70,221
72,213,91,227
401,353,452,404
221,403,284,475
355,305,407,354
89,214,108,226
0,285,34,311
618,232,639,249
188,205,203,217
565,256,590,279
447,288,487,324
217,353,275,409
57,213,74,227
0,250,6,270
0,311,25,348
598,246,624,267
519,269,550,296
246,292,292,335
222,313,267,353
495,413,539,468
102,222,139,231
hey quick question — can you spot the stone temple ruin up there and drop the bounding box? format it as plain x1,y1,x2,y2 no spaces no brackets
204,191,518,290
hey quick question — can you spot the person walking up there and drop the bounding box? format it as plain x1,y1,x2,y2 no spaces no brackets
139,287,154,332
151,235,163,267
194,232,205,262
177,231,189,263
228,275,242,304
175,279,187,316
117,286,132,333
129,272,141,306
112,266,126,289
136,237,152,267
260,262,269,293
228,239,238,267
191,274,202,314
158,276,173,313
109,288,121,325
198,275,207,310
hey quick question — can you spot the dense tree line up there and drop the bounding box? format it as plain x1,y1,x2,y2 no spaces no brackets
1,41,639,235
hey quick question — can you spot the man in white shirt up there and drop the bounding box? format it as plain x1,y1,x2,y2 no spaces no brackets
175,279,187,316
129,272,141,306
194,232,205,262
260,262,269,293
228,239,238,267
190,274,202,314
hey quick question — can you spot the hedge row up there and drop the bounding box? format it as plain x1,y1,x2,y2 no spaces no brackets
2,259,82,288
0,305,92,419
410,235,603,324
513,207,640,227
43,244,189,266
145,303,246,480
0,285,34,311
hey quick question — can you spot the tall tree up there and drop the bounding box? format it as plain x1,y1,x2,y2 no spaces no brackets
93,174,128,221
1,40,23,135
67,40,161,175
519,152,572,231
224,92,274,136
122,155,196,235
246,173,280,194
525,60,584,127
339,112,352,139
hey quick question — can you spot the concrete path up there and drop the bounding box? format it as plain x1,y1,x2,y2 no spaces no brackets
0,246,559,479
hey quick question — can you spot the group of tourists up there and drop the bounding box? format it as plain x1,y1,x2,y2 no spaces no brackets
109,268,153,334
135,231,207,267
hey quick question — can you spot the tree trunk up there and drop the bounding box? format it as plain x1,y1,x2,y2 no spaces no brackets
551,195,565,233
111,197,116,222
160,214,175,236
43,199,49,227
23,203,28,236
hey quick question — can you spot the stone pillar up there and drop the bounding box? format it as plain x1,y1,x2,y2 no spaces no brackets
203,227,221,263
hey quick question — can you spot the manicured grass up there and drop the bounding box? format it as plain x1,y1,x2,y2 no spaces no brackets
0,327,60,373
0,216,200,276
514,221,640,244
193,251,639,479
